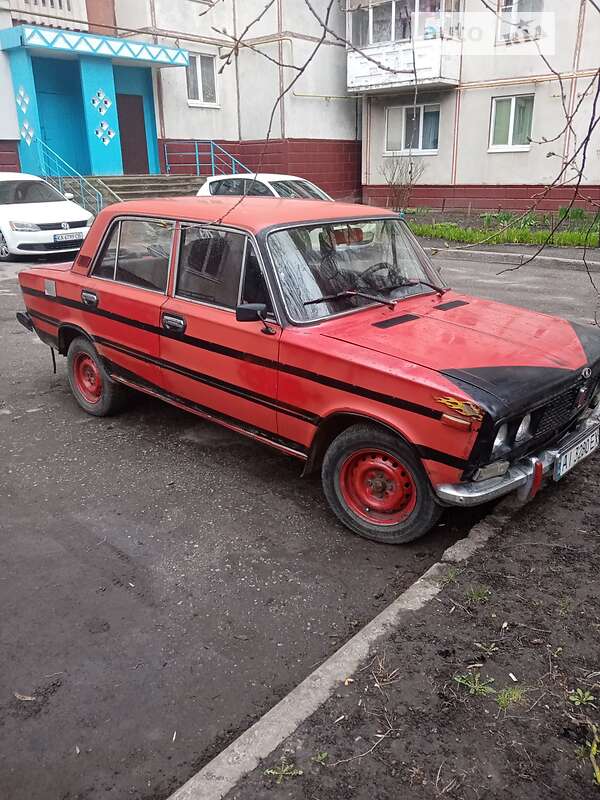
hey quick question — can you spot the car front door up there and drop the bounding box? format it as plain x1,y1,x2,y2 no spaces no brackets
159,225,283,444
81,217,174,389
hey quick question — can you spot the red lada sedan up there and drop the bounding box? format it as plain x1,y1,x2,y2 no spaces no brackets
16,197,600,544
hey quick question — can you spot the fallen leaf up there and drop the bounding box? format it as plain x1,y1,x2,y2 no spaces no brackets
75,745,80,755
343,677,354,686
334,715,345,724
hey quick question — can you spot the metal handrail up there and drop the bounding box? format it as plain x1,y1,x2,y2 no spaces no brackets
35,137,105,214
164,139,250,176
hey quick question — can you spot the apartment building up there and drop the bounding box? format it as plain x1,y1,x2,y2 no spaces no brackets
349,0,600,209
0,0,361,200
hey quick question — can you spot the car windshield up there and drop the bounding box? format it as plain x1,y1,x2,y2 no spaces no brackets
270,179,329,200
268,218,442,322
0,180,66,205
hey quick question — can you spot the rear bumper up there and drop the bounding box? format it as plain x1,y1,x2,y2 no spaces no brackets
435,407,600,507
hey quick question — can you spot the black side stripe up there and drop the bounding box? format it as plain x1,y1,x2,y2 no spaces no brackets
22,286,443,422
95,336,319,425
417,446,467,471
29,309,61,327
106,361,309,457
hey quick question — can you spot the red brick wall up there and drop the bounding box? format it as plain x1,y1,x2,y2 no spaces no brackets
0,141,20,173
160,138,362,202
363,184,600,212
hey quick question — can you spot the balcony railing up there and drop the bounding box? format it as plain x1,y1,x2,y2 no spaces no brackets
347,36,461,92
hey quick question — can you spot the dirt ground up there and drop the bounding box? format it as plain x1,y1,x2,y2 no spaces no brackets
229,453,600,800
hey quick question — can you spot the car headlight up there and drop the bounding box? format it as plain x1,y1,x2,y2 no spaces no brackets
492,423,509,455
9,221,40,232
515,413,532,442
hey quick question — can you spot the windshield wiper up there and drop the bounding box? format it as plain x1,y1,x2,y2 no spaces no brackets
385,279,450,297
303,289,396,309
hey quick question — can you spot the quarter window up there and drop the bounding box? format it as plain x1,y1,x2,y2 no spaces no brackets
241,241,273,314
176,227,245,309
385,104,440,153
490,95,534,150
91,223,119,280
186,54,217,105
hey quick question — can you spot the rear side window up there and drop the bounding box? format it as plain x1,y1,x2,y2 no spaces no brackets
176,226,245,309
91,219,174,291
210,179,245,195
271,179,327,200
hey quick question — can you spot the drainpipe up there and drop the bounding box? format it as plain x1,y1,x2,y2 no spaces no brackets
562,0,587,167
277,0,285,140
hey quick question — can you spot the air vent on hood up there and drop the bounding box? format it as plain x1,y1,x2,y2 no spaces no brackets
373,314,419,329
434,300,469,311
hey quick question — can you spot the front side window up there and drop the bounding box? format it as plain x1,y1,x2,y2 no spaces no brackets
268,218,440,323
490,94,534,149
176,226,245,309
186,53,217,104
385,104,440,153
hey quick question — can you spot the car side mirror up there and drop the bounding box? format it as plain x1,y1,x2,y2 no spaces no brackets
64,192,74,200
236,303,276,335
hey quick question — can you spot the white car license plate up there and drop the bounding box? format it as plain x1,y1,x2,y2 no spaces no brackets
54,232,83,242
553,425,600,480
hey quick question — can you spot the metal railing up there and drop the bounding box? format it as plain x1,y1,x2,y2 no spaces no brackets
164,140,250,177
35,137,104,215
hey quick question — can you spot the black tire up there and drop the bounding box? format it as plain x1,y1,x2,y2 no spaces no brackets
321,424,442,544
66,337,125,417
0,231,12,262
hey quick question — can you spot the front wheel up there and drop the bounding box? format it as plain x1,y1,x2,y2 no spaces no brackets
321,424,442,544
67,337,125,416
0,231,12,262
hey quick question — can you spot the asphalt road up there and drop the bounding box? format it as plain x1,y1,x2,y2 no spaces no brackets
0,253,597,800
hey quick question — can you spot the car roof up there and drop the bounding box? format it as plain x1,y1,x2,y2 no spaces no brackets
102,196,395,235
205,173,317,183
0,172,45,182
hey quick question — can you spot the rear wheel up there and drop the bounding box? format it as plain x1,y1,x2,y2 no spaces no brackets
0,231,11,261
321,424,442,544
67,337,125,417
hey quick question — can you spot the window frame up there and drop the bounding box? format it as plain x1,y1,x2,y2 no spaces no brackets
346,0,462,47
89,216,175,295
186,52,219,108
488,93,534,153
496,0,545,45
384,102,440,155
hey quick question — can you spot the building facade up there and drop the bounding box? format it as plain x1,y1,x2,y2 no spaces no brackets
349,0,600,209
0,0,362,201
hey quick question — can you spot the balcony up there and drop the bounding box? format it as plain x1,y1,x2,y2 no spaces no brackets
347,36,461,93
10,0,89,30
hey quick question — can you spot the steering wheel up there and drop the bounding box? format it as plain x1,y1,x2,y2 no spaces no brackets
360,261,394,282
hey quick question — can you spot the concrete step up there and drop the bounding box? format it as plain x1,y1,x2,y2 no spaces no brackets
86,174,206,204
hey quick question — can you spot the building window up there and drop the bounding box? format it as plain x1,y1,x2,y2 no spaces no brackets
385,103,440,153
186,54,217,106
348,0,460,46
489,94,534,151
498,0,544,43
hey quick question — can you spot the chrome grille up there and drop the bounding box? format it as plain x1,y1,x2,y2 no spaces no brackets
535,383,581,436
36,220,89,231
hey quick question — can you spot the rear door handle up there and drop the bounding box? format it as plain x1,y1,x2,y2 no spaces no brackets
162,313,186,334
81,290,98,308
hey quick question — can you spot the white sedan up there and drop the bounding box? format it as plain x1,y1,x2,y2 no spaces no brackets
197,173,333,201
0,172,94,261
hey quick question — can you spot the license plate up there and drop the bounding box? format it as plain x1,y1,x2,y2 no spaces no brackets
553,425,600,480
54,232,83,242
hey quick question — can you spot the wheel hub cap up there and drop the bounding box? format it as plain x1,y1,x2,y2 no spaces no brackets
74,353,102,403
339,449,417,526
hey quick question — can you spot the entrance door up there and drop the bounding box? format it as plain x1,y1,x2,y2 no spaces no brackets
116,94,149,174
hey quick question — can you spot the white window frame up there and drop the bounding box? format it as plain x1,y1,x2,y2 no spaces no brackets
495,0,545,45
186,52,219,108
384,103,440,155
488,94,534,153
346,0,462,47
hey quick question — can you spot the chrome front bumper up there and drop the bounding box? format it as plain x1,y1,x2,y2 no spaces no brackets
435,406,600,507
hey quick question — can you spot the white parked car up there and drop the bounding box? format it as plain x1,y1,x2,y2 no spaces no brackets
197,173,333,201
0,172,94,261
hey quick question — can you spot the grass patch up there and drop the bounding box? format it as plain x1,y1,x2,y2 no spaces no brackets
409,222,600,248
496,686,526,711
454,672,496,696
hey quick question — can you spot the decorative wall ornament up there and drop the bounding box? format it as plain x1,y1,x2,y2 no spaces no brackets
95,120,116,146
16,86,30,113
91,89,113,116
20,120,34,146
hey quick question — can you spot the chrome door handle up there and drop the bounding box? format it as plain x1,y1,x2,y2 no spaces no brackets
162,313,186,334
81,290,98,307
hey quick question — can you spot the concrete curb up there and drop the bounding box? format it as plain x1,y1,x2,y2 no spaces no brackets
425,246,600,273
167,499,517,800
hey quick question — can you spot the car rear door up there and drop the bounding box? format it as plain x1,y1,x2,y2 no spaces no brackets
81,216,174,389
159,224,283,444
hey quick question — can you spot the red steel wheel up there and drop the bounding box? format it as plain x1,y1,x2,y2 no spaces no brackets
73,351,103,404
339,448,417,526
